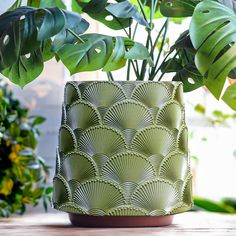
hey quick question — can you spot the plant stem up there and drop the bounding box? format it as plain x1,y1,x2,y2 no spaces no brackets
113,16,129,37
107,72,114,81
151,49,179,81
150,19,168,62
127,61,131,81
131,60,140,78
132,23,139,40
150,18,169,81
137,0,148,22
67,28,85,43
127,19,132,80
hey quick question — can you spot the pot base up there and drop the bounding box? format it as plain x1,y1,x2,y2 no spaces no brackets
69,213,174,227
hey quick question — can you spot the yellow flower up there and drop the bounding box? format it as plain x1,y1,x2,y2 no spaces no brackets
12,144,21,153
0,178,14,196
9,152,20,163
22,197,31,204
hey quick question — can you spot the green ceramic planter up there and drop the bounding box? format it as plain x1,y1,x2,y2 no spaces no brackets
52,81,192,227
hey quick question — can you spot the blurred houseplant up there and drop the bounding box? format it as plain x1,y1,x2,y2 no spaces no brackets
0,79,52,217
191,103,236,213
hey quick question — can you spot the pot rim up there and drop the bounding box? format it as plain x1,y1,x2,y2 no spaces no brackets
66,80,183,85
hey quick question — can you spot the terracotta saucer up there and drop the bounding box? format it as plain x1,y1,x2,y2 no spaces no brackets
69,214,174,228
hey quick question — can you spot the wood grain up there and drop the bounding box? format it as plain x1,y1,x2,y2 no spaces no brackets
1,212,236,236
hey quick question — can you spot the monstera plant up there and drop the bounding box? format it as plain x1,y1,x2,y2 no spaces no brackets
0,0,235,109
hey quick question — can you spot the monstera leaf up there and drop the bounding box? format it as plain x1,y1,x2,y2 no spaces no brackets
222,83,236,110
160,0,202,17
161,31,204,92
190,0,236,99
106,1,149,28
27,0,66,8
0,7,88,87
75,0,131,30
56,34,150,74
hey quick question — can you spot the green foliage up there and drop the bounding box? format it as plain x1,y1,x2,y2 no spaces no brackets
0,79,50,217
194,197,236,213
56,34,150,74
0,6,89,87
222,82,236,111
194,103,236,125
0,0,236,110
74,0,131,30
160,0,201,17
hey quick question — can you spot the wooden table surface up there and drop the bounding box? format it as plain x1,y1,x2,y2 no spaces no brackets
1,212,236,236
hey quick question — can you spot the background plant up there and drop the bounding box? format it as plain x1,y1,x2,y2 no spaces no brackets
0,0,236,110
190,103,236,213
0,78,52,217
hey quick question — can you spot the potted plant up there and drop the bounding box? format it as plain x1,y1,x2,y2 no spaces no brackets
0,0,235,227
0,79,52,217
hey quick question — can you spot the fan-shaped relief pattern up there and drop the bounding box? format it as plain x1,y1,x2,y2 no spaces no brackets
53,175,72,206
156,101,184,130
101,152,156,184
119,82,137,98
58,202,87,215
168,202,190,215
104,100,154,133
131,82,172,108
61,152,98,182
78,82,89,96
182,174,193,206
64,81,81,106
73,179,126,215
158,151,189,182
149,209,167,216
68,179,81,194
78,125,127,157
58,125,77,154
67,101,101,133
55,148,61,175
82,81,127,108
61,104,67,125
172,82,184,105
120,182,138,202
131,126,176,157
131,179,180,212
177,125,188,154
108,206,148,216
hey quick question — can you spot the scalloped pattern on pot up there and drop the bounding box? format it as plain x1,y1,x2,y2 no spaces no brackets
54,81,192,216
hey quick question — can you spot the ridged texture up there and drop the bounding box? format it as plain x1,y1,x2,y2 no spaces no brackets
173,83,184,105
177,125,188,154
73,180,126,215
158,151,189,182
53,175,71,206
130,179,179,213
108,206,148,216
156,101,184,130
103,100,154,131
54,81,192,216
78,125,127,157
131,126,176,157
67,101,101,131
101,152,156,184
131,82,172,108
82,82,127,118
64,81,81,106
58,125,76,154
61,152,98,182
